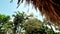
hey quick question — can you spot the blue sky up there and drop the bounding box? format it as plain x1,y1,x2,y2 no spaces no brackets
0,0,17,16
0,0,44,21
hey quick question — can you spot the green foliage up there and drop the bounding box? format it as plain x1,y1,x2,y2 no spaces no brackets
13,11,26,24
55,32,60,34
0,11,60,34
13,11,26,34
0,14,10,24
4,22,12,30
23,18,45,34
0,14,10,34
23,18,59,34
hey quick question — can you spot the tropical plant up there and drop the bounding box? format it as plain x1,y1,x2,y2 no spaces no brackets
12,11,26,34
3,21,13,34
0,14,10,34
23,18,46,34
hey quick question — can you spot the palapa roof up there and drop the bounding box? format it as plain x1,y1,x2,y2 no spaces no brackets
17,0,60,25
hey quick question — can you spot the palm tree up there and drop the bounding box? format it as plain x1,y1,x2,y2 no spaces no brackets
12,11,26,34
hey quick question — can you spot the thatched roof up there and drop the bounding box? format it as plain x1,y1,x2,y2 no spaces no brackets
17,0,60,25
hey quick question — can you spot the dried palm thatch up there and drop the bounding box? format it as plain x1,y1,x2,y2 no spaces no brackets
17,0,60,25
